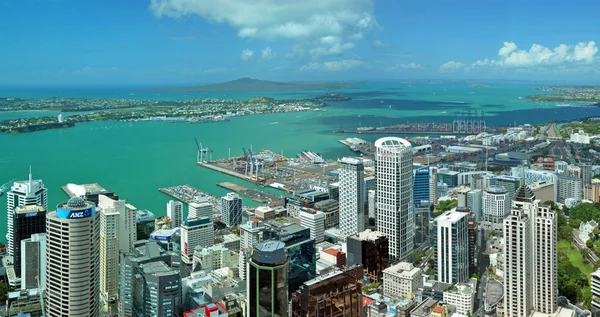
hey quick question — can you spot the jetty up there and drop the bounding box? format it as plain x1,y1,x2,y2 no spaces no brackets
217,182,283,205
158,184,221,213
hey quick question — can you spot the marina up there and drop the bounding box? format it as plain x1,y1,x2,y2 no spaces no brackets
158,184,221,213
217,181,284,205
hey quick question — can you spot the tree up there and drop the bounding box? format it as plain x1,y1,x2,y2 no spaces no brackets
471,273,479,280
466,311,472,317
587,240,594,249
570,203,600,223
0,282,7,301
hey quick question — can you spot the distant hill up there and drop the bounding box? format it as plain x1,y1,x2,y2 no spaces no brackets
147,78,357,93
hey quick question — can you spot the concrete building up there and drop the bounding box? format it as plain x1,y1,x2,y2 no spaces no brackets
466,189,483,222
45,197,100,317
188,197,213,219
181,217,214,264
240,219,265,250
530,181,556,203
383,262,423,299
558,174,583,203
118,241,181,317
12,205,46,278
555,161,569,174
319,248,346,268
99,205,120,306
591,268,600,310
6,170,48,258
581,163,593,186
290,266,363,317
375,137,414,261
585,183,600,203
192,245,231,272
167,200,184,227
299,209,325,243
20,233,46,291
339,157,365,238
368,190,376,219
482,186,510,225
504,186,558,317
347,229,389,282
570,130,591,144
313,199,339,229
98,195,137,253
434,210,469,284
247,240,289,317
132,261,181,317
254,206,275,220
442,280,476,315
221,193,243,227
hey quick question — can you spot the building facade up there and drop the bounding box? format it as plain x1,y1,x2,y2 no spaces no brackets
45,197,100,317
375,137,414,261
132,261,181,317
383,262,423,299
558,174,583,203
482,187,510,225
299,209,325,243
181,217,214,264
339,157,365,238
12,205,46,278
221,193,243,227
434,210,469,284
167,200,184,227
6,171,48,257
247,241,289,317
20,233,46,291
188,197,213,220
346,230,389,282
100,205,120,305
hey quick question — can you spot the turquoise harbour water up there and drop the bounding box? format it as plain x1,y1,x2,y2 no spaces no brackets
2,82,600,243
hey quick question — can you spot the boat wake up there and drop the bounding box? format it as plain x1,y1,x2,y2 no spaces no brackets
267,122,279,125
0,174,28,191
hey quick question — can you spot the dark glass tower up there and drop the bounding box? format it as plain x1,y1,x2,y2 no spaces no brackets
13,204,46,277
247,240,289,317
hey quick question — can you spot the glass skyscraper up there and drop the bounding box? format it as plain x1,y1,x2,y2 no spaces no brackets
413,165,431,245
247,240,289,317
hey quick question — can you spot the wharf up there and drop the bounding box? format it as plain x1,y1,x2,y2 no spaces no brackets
158,184,221,213
334,129,478,135
217,182,283,205
198,162,257,183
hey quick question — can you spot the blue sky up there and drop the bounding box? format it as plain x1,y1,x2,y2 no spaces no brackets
1,0,599,85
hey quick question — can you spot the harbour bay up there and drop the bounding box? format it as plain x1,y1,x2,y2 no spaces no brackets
2,82,600,243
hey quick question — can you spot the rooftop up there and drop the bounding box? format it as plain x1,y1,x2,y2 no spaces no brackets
354,229,386,242
383,262,421,278
435,210,468,225
340,157,364,165
14,204,46,214
140,261,177,277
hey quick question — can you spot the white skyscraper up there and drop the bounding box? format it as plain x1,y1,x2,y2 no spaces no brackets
46,197,100,317
180,217,214,264
504,186,557,317
98,195,136,252
188,196,213,219
482,186,510,225
339,157,365,237
221,193,243,227
434,210,469,284
20,233,46,291
299,209,325,243
240,220,265,250
99,205,119,305
167,200,184,227
375,137,414,261
6,168,48,257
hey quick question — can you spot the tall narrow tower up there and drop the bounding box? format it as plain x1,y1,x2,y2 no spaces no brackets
166,200,183,227
247,240,289,317
6,168,48,257
375,137,414,261
46,197,100,317
339,157,365,238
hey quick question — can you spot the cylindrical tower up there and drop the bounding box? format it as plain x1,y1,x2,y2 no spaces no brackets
46,196,100,317
374,137,414,261
247,240,288,317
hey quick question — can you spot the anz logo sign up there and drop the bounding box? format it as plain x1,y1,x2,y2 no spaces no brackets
68,209,92,219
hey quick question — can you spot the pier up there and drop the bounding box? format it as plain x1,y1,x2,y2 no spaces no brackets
158,184,221,213
217,182,284,205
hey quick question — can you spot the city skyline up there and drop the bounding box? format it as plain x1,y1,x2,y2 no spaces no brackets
1,0,599,85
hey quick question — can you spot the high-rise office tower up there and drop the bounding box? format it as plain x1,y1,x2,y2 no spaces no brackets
221,193,243,227
375,137,414,261
247,240,289,317
188,196,213,219
339,157,365,238
466,189,482,222
100,205,120,305
482,187,510,225
166,200,183,227
20,233,46,290
414,165,431,245
298,209,325,243
98,195,137,252
6,169,48,257
558,173,583,203
132,261,181,317
433,210,469,284
504,186,557,317
46,197,100,317
12,205,46,278
240,220,265,250
581,164,593,186
346,230,389,282
180,217,214,264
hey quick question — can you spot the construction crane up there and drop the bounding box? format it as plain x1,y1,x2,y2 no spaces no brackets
242,147,249,175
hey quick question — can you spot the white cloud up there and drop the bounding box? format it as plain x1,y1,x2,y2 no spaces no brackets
471,41,598,69
391,63,422,70
240,49,254,61
261,47,276,60
373,40,390,49
439,61,465,72
149,0,378,57
300,59,363,71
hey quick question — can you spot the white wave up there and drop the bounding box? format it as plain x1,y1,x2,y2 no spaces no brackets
268,122,279,125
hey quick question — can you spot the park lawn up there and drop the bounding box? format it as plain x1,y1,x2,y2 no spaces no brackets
558,240,593,305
